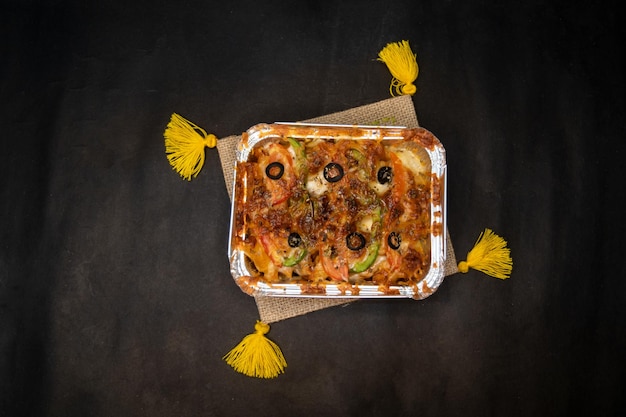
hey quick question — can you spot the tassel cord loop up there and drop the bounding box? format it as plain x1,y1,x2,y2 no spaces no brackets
378,40,419,97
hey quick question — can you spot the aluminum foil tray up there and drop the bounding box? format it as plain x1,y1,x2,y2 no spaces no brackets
228,123,447,299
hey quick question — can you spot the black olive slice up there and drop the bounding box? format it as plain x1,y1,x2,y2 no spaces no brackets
346,232,366,251
323,163,344,183
387,232,401,250
265,162,284,180
287,232,302,248
377,166,393,184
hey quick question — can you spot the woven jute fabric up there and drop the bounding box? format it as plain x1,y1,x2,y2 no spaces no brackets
217,95,458,323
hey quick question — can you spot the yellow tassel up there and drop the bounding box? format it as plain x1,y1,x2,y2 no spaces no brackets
223,321,287,379
377,40,419,96
458,229,513,279
163,113,217,181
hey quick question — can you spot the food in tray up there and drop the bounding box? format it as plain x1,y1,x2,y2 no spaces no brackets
230,124,445,296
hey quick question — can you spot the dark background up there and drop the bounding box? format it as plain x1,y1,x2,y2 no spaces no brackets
2,0,625,416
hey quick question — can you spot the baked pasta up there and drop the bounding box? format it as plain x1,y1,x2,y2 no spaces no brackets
230,124,445,297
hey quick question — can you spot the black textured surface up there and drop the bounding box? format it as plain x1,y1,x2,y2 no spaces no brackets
2,1,625,416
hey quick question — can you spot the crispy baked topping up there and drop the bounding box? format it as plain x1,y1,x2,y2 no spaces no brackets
233,135,434,287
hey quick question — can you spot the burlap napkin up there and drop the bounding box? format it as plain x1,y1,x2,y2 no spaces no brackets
217,95,458,323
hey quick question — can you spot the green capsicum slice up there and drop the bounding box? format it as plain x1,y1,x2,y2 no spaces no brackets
283,249,307,267
288,138,306,167
350,242,380,273
349,207,382,273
